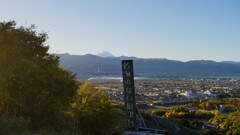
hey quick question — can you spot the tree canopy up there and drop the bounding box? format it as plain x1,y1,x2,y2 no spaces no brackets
0,21,78,130
71,82,123,135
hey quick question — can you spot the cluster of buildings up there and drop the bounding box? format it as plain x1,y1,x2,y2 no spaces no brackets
90,78,240,106
180,90,217,99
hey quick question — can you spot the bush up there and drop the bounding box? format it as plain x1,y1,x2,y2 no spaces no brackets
0,117,30,134
72,83,123,135
152,109,166,117
205,129,218,135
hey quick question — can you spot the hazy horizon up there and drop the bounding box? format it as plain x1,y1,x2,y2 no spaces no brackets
57,51,240,63
1,0,239,62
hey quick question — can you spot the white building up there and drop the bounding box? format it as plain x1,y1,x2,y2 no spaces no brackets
181,90,217,99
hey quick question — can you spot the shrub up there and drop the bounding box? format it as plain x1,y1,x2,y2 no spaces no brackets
152,109,166,117
0,117,30,134
205,129,218,135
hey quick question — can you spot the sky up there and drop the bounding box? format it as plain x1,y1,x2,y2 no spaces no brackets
0,0,240,62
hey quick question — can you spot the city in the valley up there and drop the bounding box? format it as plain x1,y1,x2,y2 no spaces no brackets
89,77,239,105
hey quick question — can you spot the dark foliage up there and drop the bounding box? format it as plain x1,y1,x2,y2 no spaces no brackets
0,21,78,130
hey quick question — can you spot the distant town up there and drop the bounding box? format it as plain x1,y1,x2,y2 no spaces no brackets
89,77,240,107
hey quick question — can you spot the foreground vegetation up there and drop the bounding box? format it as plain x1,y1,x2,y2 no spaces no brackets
0,21,124,135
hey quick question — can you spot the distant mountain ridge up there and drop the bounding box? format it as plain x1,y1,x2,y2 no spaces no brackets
56,53,240,79
221,61,240,64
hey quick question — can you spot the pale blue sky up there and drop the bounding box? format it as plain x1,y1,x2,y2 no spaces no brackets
0,0,240,61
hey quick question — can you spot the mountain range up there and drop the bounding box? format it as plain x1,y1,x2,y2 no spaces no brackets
56,52,240,79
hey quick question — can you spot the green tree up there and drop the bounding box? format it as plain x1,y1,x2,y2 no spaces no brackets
72,82,123,135
0,21,78,130
211,110,240,135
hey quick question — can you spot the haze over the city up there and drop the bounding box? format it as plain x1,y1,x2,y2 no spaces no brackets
1,0,239,62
